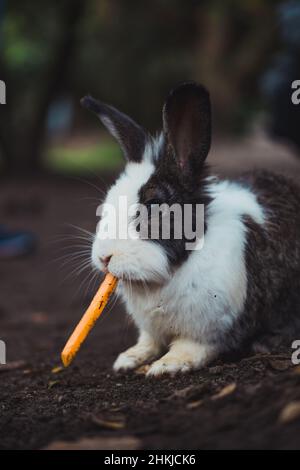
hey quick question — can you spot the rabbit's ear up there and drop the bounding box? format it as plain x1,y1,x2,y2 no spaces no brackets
81,96,148,162
162,82,211,178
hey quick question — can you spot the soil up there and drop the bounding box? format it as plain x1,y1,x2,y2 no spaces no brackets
1,136,300,450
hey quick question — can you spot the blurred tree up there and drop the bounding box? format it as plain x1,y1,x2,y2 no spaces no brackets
0,0,284,174
73,0,196,130
261,0,300,152
0,0,85,173
192,0,281,132
72,0,281,133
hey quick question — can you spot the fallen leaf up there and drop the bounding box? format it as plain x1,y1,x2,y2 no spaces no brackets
212,382,237,400
292,365,300,375
168,384,208,401
48,380,59,389
43,436,140,450
268,359,291,371
241,353,289,364
0,360,27,372
51,366,63,374
279,401,300,424
91,415,125,430
171,385,197,399
109,406,126,413
186,400,203,409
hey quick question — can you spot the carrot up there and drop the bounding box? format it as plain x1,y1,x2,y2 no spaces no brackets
61,273,118,367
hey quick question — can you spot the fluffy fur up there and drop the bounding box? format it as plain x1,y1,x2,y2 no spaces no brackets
82,82,300,376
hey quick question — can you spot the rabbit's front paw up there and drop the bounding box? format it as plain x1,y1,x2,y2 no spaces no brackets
113,331,160,372
146,339,217,377
147,356,192,376
113,352,141,372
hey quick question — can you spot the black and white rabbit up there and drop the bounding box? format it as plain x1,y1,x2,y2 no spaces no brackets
81,82,300,376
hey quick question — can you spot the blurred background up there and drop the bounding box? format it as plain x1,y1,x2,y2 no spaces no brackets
0,0,300,177
1,1,300,450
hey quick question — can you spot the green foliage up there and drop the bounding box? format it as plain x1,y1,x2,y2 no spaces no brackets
44,140,123,175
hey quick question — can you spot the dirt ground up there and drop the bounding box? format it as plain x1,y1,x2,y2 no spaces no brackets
1,134,300,450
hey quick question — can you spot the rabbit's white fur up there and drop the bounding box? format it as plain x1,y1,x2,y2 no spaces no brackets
92,160,170,283
92,150,265,375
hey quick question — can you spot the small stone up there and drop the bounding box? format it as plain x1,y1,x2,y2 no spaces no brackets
209,365,224,375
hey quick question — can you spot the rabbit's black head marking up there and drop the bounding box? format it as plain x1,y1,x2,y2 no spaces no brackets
82,82,213,267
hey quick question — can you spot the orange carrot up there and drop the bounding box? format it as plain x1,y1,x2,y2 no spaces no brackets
61,273,118,367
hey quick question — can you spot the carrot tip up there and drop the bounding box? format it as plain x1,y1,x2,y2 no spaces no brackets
61,352,70,368
60,273,118,367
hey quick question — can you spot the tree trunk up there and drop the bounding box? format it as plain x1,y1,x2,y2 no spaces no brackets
0,0,85,175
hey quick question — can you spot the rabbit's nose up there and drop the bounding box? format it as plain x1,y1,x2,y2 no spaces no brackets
100,255,112,267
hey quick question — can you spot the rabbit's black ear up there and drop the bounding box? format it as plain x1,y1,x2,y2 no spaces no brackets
163,82,211,178
81,96,148,162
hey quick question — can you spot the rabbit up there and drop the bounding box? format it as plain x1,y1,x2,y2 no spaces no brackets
81,81,300,376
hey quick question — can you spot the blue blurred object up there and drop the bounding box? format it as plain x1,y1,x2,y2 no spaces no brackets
47,97,73,137
0,1,37,258
278,0,300,49
261,0,300,151
0,226,37,258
